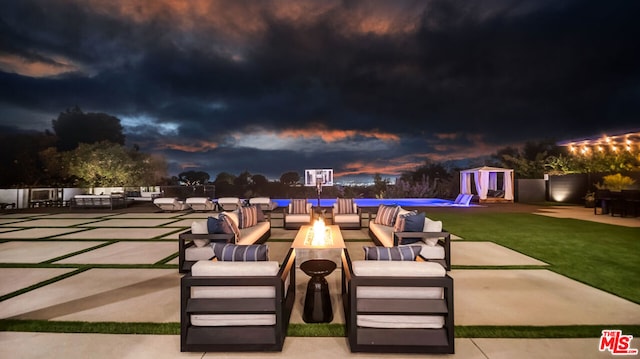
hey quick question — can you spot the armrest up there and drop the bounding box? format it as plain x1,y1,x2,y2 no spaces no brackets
393,231,450,246
179,230,235,244
278,248,296,282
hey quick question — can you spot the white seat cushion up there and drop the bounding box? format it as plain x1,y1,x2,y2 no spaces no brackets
357,286,443,299
191,314,276,326
357,315,444,329
352,260,446,277
192,260,279,276
185,246,214,261
334,213,360,223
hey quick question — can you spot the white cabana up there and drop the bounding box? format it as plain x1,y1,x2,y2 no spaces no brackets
460,166,514,203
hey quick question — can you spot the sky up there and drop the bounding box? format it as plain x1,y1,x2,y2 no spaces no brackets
1,0,639,184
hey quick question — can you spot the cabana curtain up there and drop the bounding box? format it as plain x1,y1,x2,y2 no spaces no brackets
460,166,514,201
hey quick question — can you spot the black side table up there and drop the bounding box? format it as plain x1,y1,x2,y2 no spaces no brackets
300,259,337,323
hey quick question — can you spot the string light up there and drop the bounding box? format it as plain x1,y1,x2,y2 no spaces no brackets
558,131,639,155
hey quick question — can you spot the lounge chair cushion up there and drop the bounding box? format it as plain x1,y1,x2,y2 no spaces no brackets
212,243,268,261
374,204,400,226
363,246,421,261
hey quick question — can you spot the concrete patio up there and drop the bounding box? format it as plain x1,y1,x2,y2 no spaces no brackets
0,204,638,358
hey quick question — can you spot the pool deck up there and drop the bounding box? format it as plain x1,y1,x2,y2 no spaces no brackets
1,202,639,358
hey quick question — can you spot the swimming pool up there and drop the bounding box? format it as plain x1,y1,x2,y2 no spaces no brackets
272,198,457,208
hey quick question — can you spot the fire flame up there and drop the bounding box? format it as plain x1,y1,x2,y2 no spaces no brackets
311,217,325,246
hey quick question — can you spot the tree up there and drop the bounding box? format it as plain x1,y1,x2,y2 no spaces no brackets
372,173,389,198
234,170,253,187
60,141,166,186
493,139,563,179
252,174,269,186
178,170,210,185
0,132,57,187
214,172,236,185
280,171,300,185
52,106,125,151
251,174,269,194
403,162,451,183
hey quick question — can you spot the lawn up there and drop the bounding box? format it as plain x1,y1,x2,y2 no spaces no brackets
429,211,640,304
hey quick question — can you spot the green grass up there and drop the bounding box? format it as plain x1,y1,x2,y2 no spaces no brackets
431,212,640,303
3,320,637,338
0,320,179,335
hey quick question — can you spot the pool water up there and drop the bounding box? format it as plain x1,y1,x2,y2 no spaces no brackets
272,198,456,208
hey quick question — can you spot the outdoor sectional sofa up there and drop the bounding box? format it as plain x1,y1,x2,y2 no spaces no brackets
181,247,296,352
70,194,129,210
178,208,271,273
368,205,451,270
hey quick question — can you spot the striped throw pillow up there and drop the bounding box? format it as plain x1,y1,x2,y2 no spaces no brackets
291,199,308,214
363,246,421,261
238,205,258,229
393,210,417,232
219,213,241,240
213,243,269,261
336,198,355,214
374,204,400,226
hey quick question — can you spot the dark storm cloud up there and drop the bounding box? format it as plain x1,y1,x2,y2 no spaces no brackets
1,0,638,181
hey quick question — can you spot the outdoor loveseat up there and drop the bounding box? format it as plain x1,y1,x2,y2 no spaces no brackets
368,205,451,270
178,207,271,272
341,249,454,354
181,247,296,352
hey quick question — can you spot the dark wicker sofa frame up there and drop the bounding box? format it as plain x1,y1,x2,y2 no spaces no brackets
180,248,296,352
341,250,455,354
178,228,271,273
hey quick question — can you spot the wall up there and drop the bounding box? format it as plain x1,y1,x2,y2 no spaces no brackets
516,179,546,203
548,174,589,204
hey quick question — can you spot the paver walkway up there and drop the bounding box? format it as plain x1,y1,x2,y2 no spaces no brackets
1,204,638,358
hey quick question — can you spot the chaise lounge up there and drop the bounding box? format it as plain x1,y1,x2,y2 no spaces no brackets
153,197,189,212
217,197,242,211
185,197,216,212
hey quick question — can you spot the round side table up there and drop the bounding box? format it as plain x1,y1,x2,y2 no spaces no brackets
300,259,337,323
